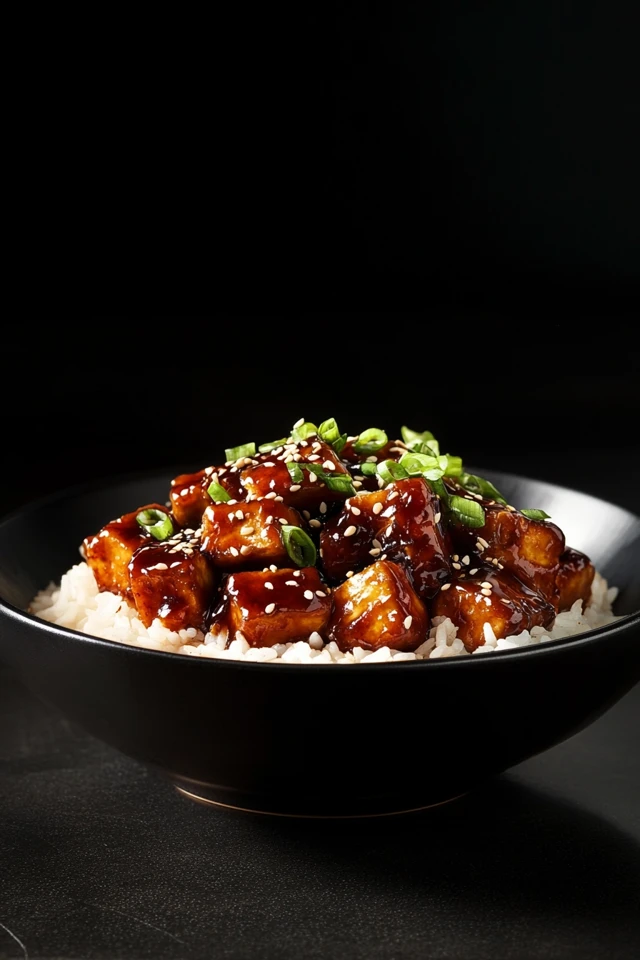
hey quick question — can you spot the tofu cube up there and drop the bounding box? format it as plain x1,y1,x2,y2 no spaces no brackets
327,559,429,652
83,503,170,600
170,466,245,528
201,499,304,570
129,531,217,630
214,567,332,647
555,548,595,613
240,439,352,513
430,566,555,652
319,488,388,582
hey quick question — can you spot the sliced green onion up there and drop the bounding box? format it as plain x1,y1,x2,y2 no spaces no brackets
136,508,174,541
323,474,355,494
412,438,440,457
428,477,449,503
225,442,256,461
377,460,409,485
287,462,304,484
459,473,506,504
318,418,341,445
520,508,552,521
401,426,437,449
400,452,443,477
258,437,287,453
280,525,317,567
353,428,388,455
332,432,347,455
448,495,486,528
442,455,463,477
360,462,378,477
291,421,318,442
207,481,231,503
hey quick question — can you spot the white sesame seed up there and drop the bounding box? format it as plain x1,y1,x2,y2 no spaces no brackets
293,417,304,429
230,467,238,473
346,570,354,578
403,615,413,629
453,554,459,561
229,547,239,557
434,512,442,523
309,519,322,528
308,472,317,483
170,561,182,568
240,545,252,555
235,510,244,520
366,455,378,463
462,555,470,565
227,499,238,505
265,603,276,614
274,496,284,503
304,590,314,600
240,526,254,536
264,491,277,499
285,580,298,587
289,484,301,492
372,539,382,549
507,504,516,512
322,460,336,471
312,442,322,451
293,454,302,462
452,562,461,570
372,502,383,515
353,481,363,489
204,466,214,476
350,506,362,516
307,454,320,461
441,583,451,591
469,568,479,575
344,525,357,537
316,590,326,598
180,488,189,496
265,582,274,590
478,537,489,548
369,548,381,556
270,565,278,572
284,455,294,464
387,491,398,501
480,581,492,589
481,587,493,596
319,502,327,514
152,562,169,571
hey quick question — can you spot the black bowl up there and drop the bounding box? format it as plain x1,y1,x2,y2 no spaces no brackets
0,470,639,817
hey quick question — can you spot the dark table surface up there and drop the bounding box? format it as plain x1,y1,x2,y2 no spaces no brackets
1,455,639,960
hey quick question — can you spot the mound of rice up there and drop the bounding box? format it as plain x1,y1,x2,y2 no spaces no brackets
30,562,619,664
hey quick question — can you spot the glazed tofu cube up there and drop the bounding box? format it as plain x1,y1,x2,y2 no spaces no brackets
327,560,429,652
448,495,565,601
170,466,245,528
430,566,555,652
320,478,450,598
83,503,171,600
201,499,304,570
555,548,595,613
129,531,217,631
240,439,352,513
213,567,332,647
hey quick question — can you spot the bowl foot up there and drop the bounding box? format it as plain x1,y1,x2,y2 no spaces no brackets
173,784,467,819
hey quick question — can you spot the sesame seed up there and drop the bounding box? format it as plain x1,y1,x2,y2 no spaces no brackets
464,495,474,500
308,472,317,483
354,475,365,481
434,512,442,523
372,502,383,515
312,442,321,451
265,603,276,614
264,492,277,499
293,454,302,462
236,510,244,520
265,581,274,590
387,491,398,501
289,484,301,492
455,585,464,591
307,454,320,461
469,568,479,575
366,455,378,463
441,583,451,591
453,554,459,562
353,481,363,489
274,496,284,503
344,525,357,537
322,460,336,471
372,539,382,549
153,562,168,570
304,590,314,600
507,504,516,512
204,466,214,476
481,588,492,596
452,562,461,570
369,548,381,556
316,590,326,598
270,565,278,573
309,519,322,528
350,506,362,515
180,487,189,496
302,510,311,520
170,561,182,568
229,547,239,557
346,570,354,578
227,499,238,505
284,455,294,464
285,580,298,586
480,581,492,588
230,467,238,473
240,526,254,536
262,461,275,468
240,545,252,555
478,537,489,548
462,555,470,565
293,570,301,577
293,417,304,428
319,502,327,514
403,615,413,629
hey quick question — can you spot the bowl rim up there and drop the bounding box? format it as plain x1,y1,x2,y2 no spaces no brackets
1,466,638,672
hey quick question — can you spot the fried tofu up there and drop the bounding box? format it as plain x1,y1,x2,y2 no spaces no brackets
83,503,171,600
129,531,217,631
240,439,352,513
170,466,245,528
201,499,304,570
430,566,556,652
321,478,450,598
213,567,332,647
327,560,429,652
555,548,595,613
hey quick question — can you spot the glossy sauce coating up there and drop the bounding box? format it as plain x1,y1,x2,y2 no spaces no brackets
241,439,351,513
340,439,408,492
83,503,170,599
327,560,429,652
211,566,332,647
555,548,595,613
129,531,217,630
170,467,245,528
201,498,304,570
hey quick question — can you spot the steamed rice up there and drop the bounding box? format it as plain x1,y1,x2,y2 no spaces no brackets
30,562,619,664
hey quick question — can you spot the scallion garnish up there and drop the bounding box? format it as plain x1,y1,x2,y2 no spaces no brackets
377,460,409,485
258,437,287,453
360,462,378,477
280,525,317,567
207,481,231,503
442,455,463,477
448,495,486,528
353,428,388,455
520,508,551,521
458,472,506,504
318,418,341,445
136,508,174,541
399,452,443,479
291,421,318,442
287,462,304,484
304,462,355,495
332,433,347,455
225,442,256,461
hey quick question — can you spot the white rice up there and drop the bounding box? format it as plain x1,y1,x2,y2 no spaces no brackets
30,562,620,664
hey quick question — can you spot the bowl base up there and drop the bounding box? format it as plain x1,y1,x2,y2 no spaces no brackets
173,784,467,818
